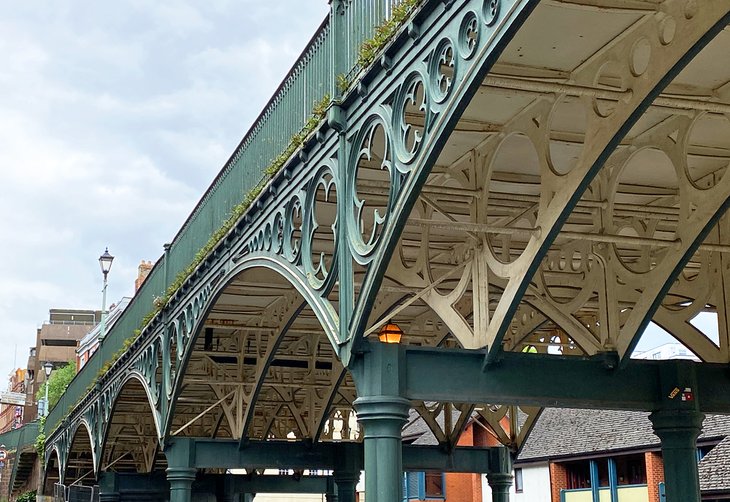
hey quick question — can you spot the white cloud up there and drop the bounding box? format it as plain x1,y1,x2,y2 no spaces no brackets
0,0,329,381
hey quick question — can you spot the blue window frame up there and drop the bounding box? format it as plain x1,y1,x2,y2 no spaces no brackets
404,472,446,500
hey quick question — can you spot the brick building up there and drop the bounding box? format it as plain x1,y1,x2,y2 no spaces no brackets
0,369,27,433
403,409,509,502
405,407,730,502
514,408,730,502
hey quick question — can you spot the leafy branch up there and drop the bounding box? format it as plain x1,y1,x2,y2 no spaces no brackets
356,0,422,71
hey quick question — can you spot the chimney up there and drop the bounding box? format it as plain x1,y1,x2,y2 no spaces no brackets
135,260,153,293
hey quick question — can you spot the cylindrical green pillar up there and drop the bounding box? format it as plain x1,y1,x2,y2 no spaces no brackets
487,447,513,502
487,472,513,502
333,471,360,502
354,395,410,502
650,409,704,502
167,466,197,502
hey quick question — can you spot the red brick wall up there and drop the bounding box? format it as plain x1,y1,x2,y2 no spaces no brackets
645,451,664,502
444,423,482,502
550,462,569,502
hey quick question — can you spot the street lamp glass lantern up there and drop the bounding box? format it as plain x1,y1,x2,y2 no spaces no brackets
99,248,114,275
43,361,53,378
378,321,403,344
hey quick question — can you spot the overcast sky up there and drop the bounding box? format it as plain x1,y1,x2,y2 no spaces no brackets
0,1,329,381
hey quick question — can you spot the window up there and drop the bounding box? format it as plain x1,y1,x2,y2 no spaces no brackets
404,472,446,500
565,460,591,489
514,468,524,492
614,454,646,485
424,472,444,498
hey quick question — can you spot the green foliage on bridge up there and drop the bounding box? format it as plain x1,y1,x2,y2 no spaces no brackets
37,361,76,411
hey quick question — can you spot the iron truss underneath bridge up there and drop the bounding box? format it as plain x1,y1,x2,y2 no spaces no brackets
28,0,730,501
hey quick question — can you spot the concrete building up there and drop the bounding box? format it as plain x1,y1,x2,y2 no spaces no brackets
25,309,99,420
632,342,700,362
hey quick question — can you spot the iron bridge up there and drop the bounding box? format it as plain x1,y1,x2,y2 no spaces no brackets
36,1,730,501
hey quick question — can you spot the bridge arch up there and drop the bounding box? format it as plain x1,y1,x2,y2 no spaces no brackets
43,445,63,495
99,374,166,475
164,261,340,442
62,420,95,487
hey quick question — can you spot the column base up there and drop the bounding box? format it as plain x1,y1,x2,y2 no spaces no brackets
487,473,513,502
167,467,197,502
355,395,409,502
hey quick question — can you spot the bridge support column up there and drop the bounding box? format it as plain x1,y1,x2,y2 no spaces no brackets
487,448,513,502
650,408,704,502
332,470,359,502
353,342,409,502
165,438,197,502
98,472,121,502
649,362,704,502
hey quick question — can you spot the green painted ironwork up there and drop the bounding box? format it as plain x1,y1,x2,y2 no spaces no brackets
0,422,40,498
44,0,417,439
39,4,730,500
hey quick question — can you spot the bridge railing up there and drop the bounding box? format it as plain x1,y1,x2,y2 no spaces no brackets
0,422,40,496
46,0,415,437
0,421,38,449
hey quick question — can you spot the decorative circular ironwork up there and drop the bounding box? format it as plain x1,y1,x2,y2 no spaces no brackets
548,96,586,176
659,16,676,45
272,211,284,255
592,61,625,118
630,37,651,77
393,71,428,165
686,112,730,190
283,195,304,264
164,329,176,399
458,11,480,60
483,0,500,27
348,115,397,263
303,164,339,291
430,38,456,104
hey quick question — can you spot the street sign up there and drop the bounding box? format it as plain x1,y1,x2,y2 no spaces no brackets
0,391,26,406
0,450,7,460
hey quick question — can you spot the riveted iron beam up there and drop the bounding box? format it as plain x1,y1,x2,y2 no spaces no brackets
188,438,506,473
401,346,730,413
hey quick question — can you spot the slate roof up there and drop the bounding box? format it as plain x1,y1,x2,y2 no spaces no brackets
700,436,730,493
516,408,730,463
402,407,466,445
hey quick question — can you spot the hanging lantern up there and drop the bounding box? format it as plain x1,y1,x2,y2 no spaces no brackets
378,321,403,344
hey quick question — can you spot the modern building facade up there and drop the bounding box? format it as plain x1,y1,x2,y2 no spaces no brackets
25,309,98,420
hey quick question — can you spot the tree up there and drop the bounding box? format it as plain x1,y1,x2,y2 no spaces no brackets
36,361,76,410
